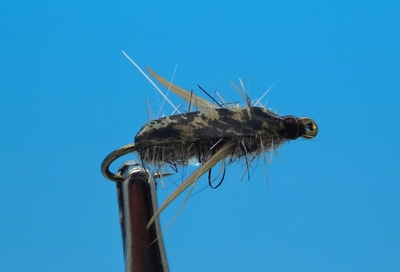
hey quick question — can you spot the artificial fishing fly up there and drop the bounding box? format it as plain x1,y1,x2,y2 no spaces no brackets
101,60,318,229
140,68,317,227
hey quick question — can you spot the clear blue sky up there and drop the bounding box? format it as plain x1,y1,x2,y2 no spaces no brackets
1,1,399,271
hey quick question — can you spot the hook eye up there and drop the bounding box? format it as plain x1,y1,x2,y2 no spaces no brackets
299,117,318,139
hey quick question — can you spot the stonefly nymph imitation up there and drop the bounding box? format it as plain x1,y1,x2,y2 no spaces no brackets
101,54,318,228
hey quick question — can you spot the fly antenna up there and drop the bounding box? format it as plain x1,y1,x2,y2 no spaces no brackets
254,78,280,107
121,51,180,113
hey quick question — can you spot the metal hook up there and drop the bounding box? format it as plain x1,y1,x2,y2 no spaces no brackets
101,143,173,182
101,143,138,182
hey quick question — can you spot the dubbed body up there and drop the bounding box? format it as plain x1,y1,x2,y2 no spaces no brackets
135,106,316,164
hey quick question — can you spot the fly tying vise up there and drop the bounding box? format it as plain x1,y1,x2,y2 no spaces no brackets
101,66,318,228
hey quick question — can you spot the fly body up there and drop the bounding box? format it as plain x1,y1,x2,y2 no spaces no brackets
135,106,316,166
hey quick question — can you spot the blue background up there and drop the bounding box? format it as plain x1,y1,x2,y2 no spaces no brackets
1,1,399,271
